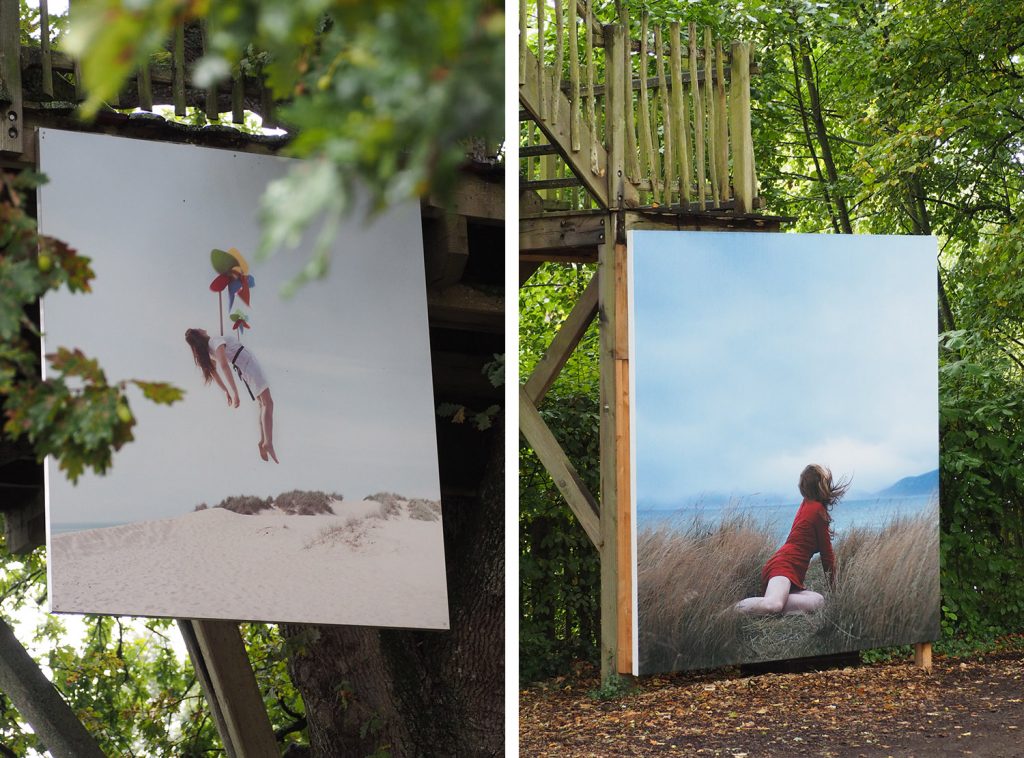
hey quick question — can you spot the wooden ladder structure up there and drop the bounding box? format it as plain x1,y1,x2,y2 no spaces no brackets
519,0,783,682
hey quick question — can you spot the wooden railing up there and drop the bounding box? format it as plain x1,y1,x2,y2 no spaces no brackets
519,0,760,214
0,0,275,155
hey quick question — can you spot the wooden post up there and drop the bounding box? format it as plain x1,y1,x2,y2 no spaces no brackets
614,236,631,674
605,24,624,210
173,22,186,117
568,1,580,152
655,27,673,207
180,620,279,758
669,22,690,207
729,41,753,213
518,0,527,86
0,0,24,155
39,0,53,97
704,28,720,209
914,642,932,673
585,0,598,175
137,58,154,112
551,0,564,125
0,619,105,757
599,230,620,684
688,23,705,211
714,40,729,205
536,0,546,121
637,13,658,204
618,4,640,183
231,69,244,124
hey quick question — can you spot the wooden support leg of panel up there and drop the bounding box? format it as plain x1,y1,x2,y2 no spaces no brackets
178,620,279,758
914,642,932,673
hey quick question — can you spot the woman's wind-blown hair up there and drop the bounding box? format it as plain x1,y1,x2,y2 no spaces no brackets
798,464,851,519
184,328,215,384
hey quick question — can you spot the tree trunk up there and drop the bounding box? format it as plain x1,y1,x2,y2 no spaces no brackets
283,420,504,757
799,41,853,234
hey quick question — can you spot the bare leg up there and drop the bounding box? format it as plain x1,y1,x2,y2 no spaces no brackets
258,389,278,463
781,590,824,614
735,575,792,615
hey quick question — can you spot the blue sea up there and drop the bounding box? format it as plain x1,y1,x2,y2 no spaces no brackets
637,494,936,544
50,522,126,536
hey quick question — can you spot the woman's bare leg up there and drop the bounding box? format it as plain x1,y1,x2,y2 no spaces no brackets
735,576,792,615
781,590,824,614
258,389,278,463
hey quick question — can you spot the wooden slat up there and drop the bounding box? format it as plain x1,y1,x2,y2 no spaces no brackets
521,46,619,209
520,142,559,157
568,1,580,151
39,0,52,97
619,4,640,183
188,621,278,758
202,22,219,121
231,69,244,124
689,23,706,211
137,57,153,111
536,0,545,121
551,0,564,126
669,22,690,207
704,28,720,209
519,386,601,547
637,13,658,204
584,0,598,175
715,40,729,204
655,27,674,206
605,24,624,208
173,22,186,117
730,41,753,213
524,175,581,191
0,0,23,154
519,0,527,86
524,274,599,404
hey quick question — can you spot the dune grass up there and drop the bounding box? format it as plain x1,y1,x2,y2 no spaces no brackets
637,504,940,674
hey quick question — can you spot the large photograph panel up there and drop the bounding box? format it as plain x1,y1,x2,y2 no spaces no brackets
40,129,447,629
629,230,939,675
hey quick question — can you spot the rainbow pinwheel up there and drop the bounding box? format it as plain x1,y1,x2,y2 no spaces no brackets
230,310,251,336
209,247,256,312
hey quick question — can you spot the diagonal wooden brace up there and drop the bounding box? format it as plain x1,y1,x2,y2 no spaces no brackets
523,274,599,405
519,386,601,547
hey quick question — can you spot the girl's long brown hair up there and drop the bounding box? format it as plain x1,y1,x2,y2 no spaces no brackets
798,464,851,516
185,329,215,384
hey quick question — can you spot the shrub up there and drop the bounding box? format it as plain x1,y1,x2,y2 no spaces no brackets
194,503,208,511
407,499,441,521
274,490,337,516
366,491,403,519
215,495,273,515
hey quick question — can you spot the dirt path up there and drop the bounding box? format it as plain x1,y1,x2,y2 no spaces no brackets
520,648,1024,756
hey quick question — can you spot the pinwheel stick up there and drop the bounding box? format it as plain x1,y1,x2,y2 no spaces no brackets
218,291,224,336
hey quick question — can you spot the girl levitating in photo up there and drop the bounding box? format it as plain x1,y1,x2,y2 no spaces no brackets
735,464,849,615
185,328,278,464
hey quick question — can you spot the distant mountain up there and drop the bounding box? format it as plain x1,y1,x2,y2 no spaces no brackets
874,469,939,498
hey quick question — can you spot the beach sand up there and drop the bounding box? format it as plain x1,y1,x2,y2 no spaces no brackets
49,498,449,629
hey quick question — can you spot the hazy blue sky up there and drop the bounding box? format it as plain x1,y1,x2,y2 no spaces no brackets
40,130,440,526
629,230,939,504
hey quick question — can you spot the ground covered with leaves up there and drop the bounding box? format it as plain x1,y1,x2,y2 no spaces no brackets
520,639,1024,757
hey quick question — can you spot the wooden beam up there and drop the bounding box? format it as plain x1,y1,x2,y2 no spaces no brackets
426,284,503,333
425,172,503,222
178,621,239,758
185,620,278,758
597,232,620,683
423,211,469,289
523,274,598,405
613,241,632,674
605,25,625,211
519,386,601,547
0,619,105,757
0,0,25,154
520,212,607,253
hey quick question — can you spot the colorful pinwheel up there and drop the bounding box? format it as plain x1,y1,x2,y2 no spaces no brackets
209,247,255,335
230,310,251,336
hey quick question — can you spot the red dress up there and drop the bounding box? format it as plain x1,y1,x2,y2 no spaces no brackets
761,498,835,592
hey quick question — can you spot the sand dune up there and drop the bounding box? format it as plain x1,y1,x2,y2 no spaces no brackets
49,499,448,629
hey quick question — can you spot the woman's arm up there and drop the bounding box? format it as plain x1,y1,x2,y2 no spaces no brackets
214,344,240,407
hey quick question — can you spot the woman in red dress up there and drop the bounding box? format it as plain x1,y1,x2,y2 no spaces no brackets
735,464,850,615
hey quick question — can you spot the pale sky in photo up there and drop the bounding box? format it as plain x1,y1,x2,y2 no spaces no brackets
39,129,441,526
629,230,939,505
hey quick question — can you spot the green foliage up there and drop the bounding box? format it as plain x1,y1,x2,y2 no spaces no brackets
67,0,503,291
520,263,602,683
0,173,183,482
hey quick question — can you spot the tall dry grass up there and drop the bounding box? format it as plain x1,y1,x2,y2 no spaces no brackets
637,503,940,675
